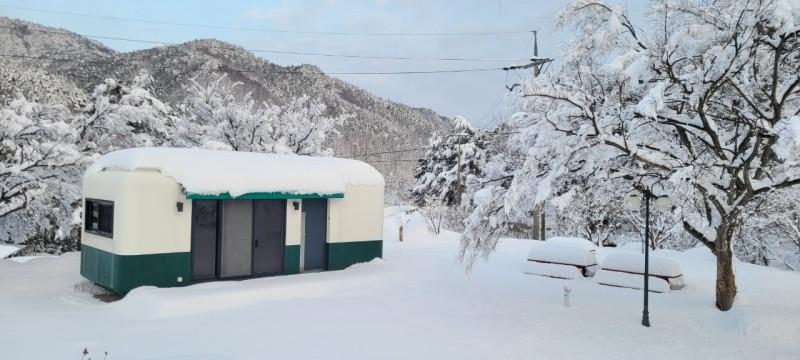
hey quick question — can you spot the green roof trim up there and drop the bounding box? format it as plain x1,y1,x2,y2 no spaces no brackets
186,191,344,200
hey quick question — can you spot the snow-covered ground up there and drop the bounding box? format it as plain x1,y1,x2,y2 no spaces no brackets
1,207,799,359
0,243,20,259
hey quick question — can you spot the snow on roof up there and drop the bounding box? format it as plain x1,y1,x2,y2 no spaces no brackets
85,147,384,197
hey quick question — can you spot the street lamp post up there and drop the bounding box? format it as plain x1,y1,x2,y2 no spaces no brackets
642,187,651,328
625,176,671,328
626,186,666,328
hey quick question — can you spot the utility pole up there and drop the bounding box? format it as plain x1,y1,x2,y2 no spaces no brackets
502,30,552,92
456,141,462,199
642,187,651,327
453,133,467,206
532,30,540,77
530,30,546,241
501,30,552,239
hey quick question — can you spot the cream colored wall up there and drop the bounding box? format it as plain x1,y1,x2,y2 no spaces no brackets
285,200,302,246
327,184,384,243
81,171,124,253
82,170,192,255
83,170,383,256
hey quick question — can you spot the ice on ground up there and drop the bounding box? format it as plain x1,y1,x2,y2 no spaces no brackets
85,147,384,197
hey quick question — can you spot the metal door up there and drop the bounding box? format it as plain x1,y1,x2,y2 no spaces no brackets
220,200,253,278
302,199,327,271
252,199,286,275
191,200,218,280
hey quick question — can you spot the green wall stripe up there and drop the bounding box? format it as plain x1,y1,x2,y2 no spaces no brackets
81,241,381,293
186,192,344,200
81,244,191,294
283,245,301,274
327,240,383,271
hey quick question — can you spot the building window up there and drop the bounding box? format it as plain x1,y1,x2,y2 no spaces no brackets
85,199,114,238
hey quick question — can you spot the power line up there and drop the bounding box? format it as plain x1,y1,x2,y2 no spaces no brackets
0,53,509,75
343,131,519,159
362,159,423,163
344,147,427,158
475,90,507,128
0,26,533,62
0,4,542,37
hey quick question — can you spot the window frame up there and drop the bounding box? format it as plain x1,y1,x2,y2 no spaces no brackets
85,198,115,239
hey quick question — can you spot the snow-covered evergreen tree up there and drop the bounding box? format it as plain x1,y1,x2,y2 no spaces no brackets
77,70,177,153
412,116,489,207
463,0,800,310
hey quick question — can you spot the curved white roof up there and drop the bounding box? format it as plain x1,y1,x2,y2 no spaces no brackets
85,147,384,197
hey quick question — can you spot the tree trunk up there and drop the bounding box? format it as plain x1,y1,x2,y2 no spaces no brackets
715,223,737,311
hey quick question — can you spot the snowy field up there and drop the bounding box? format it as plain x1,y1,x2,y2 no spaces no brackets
1,207,799,359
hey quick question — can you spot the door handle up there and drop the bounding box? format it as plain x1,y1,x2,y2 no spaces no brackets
255,240,259,248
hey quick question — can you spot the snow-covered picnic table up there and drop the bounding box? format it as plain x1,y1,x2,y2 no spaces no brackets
594,252,686,293
523,237,598,279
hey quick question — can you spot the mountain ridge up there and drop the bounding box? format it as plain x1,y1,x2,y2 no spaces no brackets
0,17,450,199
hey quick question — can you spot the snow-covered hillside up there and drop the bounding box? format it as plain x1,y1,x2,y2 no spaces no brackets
0,16,451,201
0,208,798,359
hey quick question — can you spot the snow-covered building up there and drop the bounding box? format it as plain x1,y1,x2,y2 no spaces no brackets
80,148,385,294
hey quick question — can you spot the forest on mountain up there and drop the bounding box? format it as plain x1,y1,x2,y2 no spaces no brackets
0,16,451,250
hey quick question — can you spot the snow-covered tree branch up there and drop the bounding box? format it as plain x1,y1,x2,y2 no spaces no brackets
78,70,177,153
0,96,81,219
182,74,345,156
463,0,800,311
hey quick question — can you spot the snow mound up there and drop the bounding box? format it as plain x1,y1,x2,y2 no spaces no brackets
522,261,582,279
85,147,384,197
0,244,21,259
594,269,671,293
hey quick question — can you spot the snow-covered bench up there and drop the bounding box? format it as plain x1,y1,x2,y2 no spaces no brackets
523,237,598,279
594,252,686,293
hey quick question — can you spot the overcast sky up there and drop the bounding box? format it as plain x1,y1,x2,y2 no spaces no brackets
2,0,647,127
